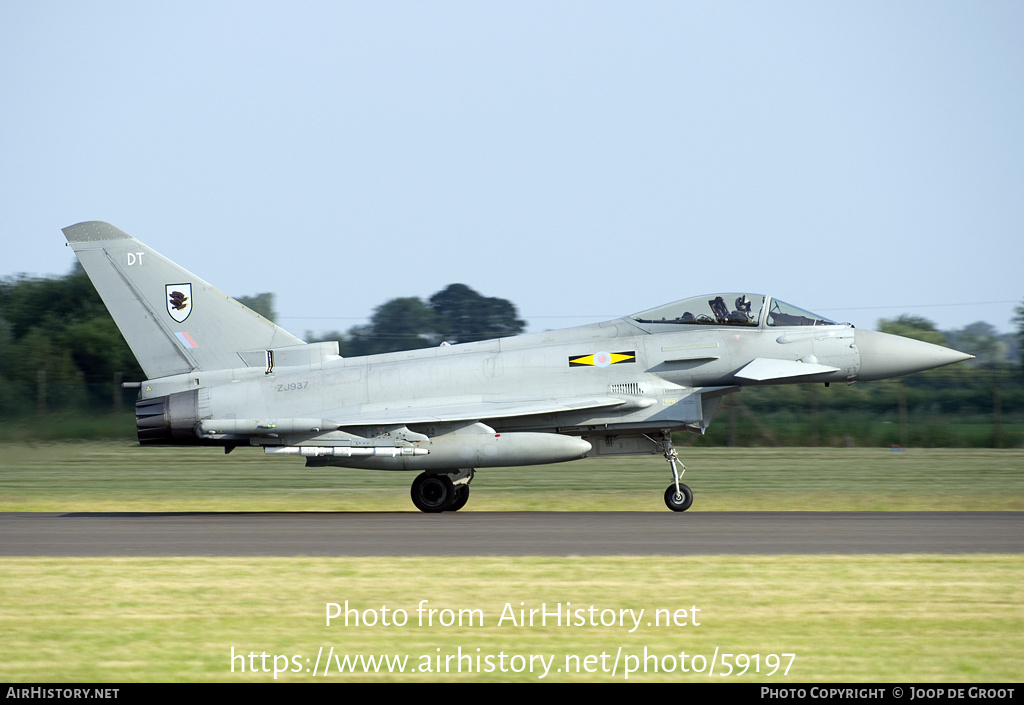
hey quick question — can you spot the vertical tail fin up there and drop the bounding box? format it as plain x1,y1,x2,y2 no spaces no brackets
63,221,304,379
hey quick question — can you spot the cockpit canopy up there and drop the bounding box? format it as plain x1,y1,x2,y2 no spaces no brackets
631,294,836,328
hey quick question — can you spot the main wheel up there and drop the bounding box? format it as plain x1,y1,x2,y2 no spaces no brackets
448,485,470,512
664,483,693,512
411,473,456,513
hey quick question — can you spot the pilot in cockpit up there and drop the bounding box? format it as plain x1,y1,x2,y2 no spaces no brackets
709,295,755,325
732,295,753,323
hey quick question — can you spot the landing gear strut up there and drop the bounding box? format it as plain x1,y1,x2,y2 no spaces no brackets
652,429,693,512
410,469,474,513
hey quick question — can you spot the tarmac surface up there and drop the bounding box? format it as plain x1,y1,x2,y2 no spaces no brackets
2,511,1021,556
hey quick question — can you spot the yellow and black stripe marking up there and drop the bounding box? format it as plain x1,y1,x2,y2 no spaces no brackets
569,351,636,368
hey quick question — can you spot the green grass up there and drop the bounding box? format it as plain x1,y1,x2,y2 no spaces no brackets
1,556,1021,682
2,444,1022,682
1,442,1021,512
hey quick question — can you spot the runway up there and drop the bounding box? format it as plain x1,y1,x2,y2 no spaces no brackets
1,511,1021,556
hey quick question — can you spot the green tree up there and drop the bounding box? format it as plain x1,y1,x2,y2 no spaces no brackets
322,285,526,356
877,315,945,346
0,268,145,385
0,266,112,339
65,316,142,382
1014,299,1024,368
944,322,1007,367
429,283,525,343
345,297,446,356
236,293,277,322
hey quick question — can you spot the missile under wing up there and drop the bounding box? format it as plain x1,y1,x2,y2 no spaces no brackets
63,222,973,512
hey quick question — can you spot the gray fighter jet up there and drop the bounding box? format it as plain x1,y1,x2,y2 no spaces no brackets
64,221,973,512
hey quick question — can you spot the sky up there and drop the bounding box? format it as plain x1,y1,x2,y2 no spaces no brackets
2,1,1022,338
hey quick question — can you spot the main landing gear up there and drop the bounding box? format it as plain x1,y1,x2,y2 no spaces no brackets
408,432,693,513
651,429,693,512
410,468,474,513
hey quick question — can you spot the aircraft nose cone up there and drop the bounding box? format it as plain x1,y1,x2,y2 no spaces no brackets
855,329,973,381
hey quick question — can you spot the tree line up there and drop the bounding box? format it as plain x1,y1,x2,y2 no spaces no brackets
307,282,525,357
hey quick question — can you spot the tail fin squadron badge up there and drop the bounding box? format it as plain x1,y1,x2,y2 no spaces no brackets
166,283,192,323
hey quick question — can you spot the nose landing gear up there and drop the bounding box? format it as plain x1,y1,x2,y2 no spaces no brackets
650,429,693,512
664,482,693,512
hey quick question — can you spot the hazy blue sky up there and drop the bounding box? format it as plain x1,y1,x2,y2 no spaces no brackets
3,1,1021,337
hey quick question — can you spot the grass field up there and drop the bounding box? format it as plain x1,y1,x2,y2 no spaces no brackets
1,556,1021,683
1,443,1022,682
2,442,1023,512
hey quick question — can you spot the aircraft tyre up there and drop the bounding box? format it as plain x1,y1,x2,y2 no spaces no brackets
664,483,693,512
411,473,456,513
448,485,470,512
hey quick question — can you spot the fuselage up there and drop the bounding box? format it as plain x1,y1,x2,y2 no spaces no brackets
142,304,853,436
134,293,970,472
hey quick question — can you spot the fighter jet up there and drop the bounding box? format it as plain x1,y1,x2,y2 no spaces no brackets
63,221,973,512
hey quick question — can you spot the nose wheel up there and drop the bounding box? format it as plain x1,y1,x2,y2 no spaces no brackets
649,429,694,512
664,483,693,512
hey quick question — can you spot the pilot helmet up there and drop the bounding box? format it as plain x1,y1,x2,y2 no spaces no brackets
735,295,752,313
